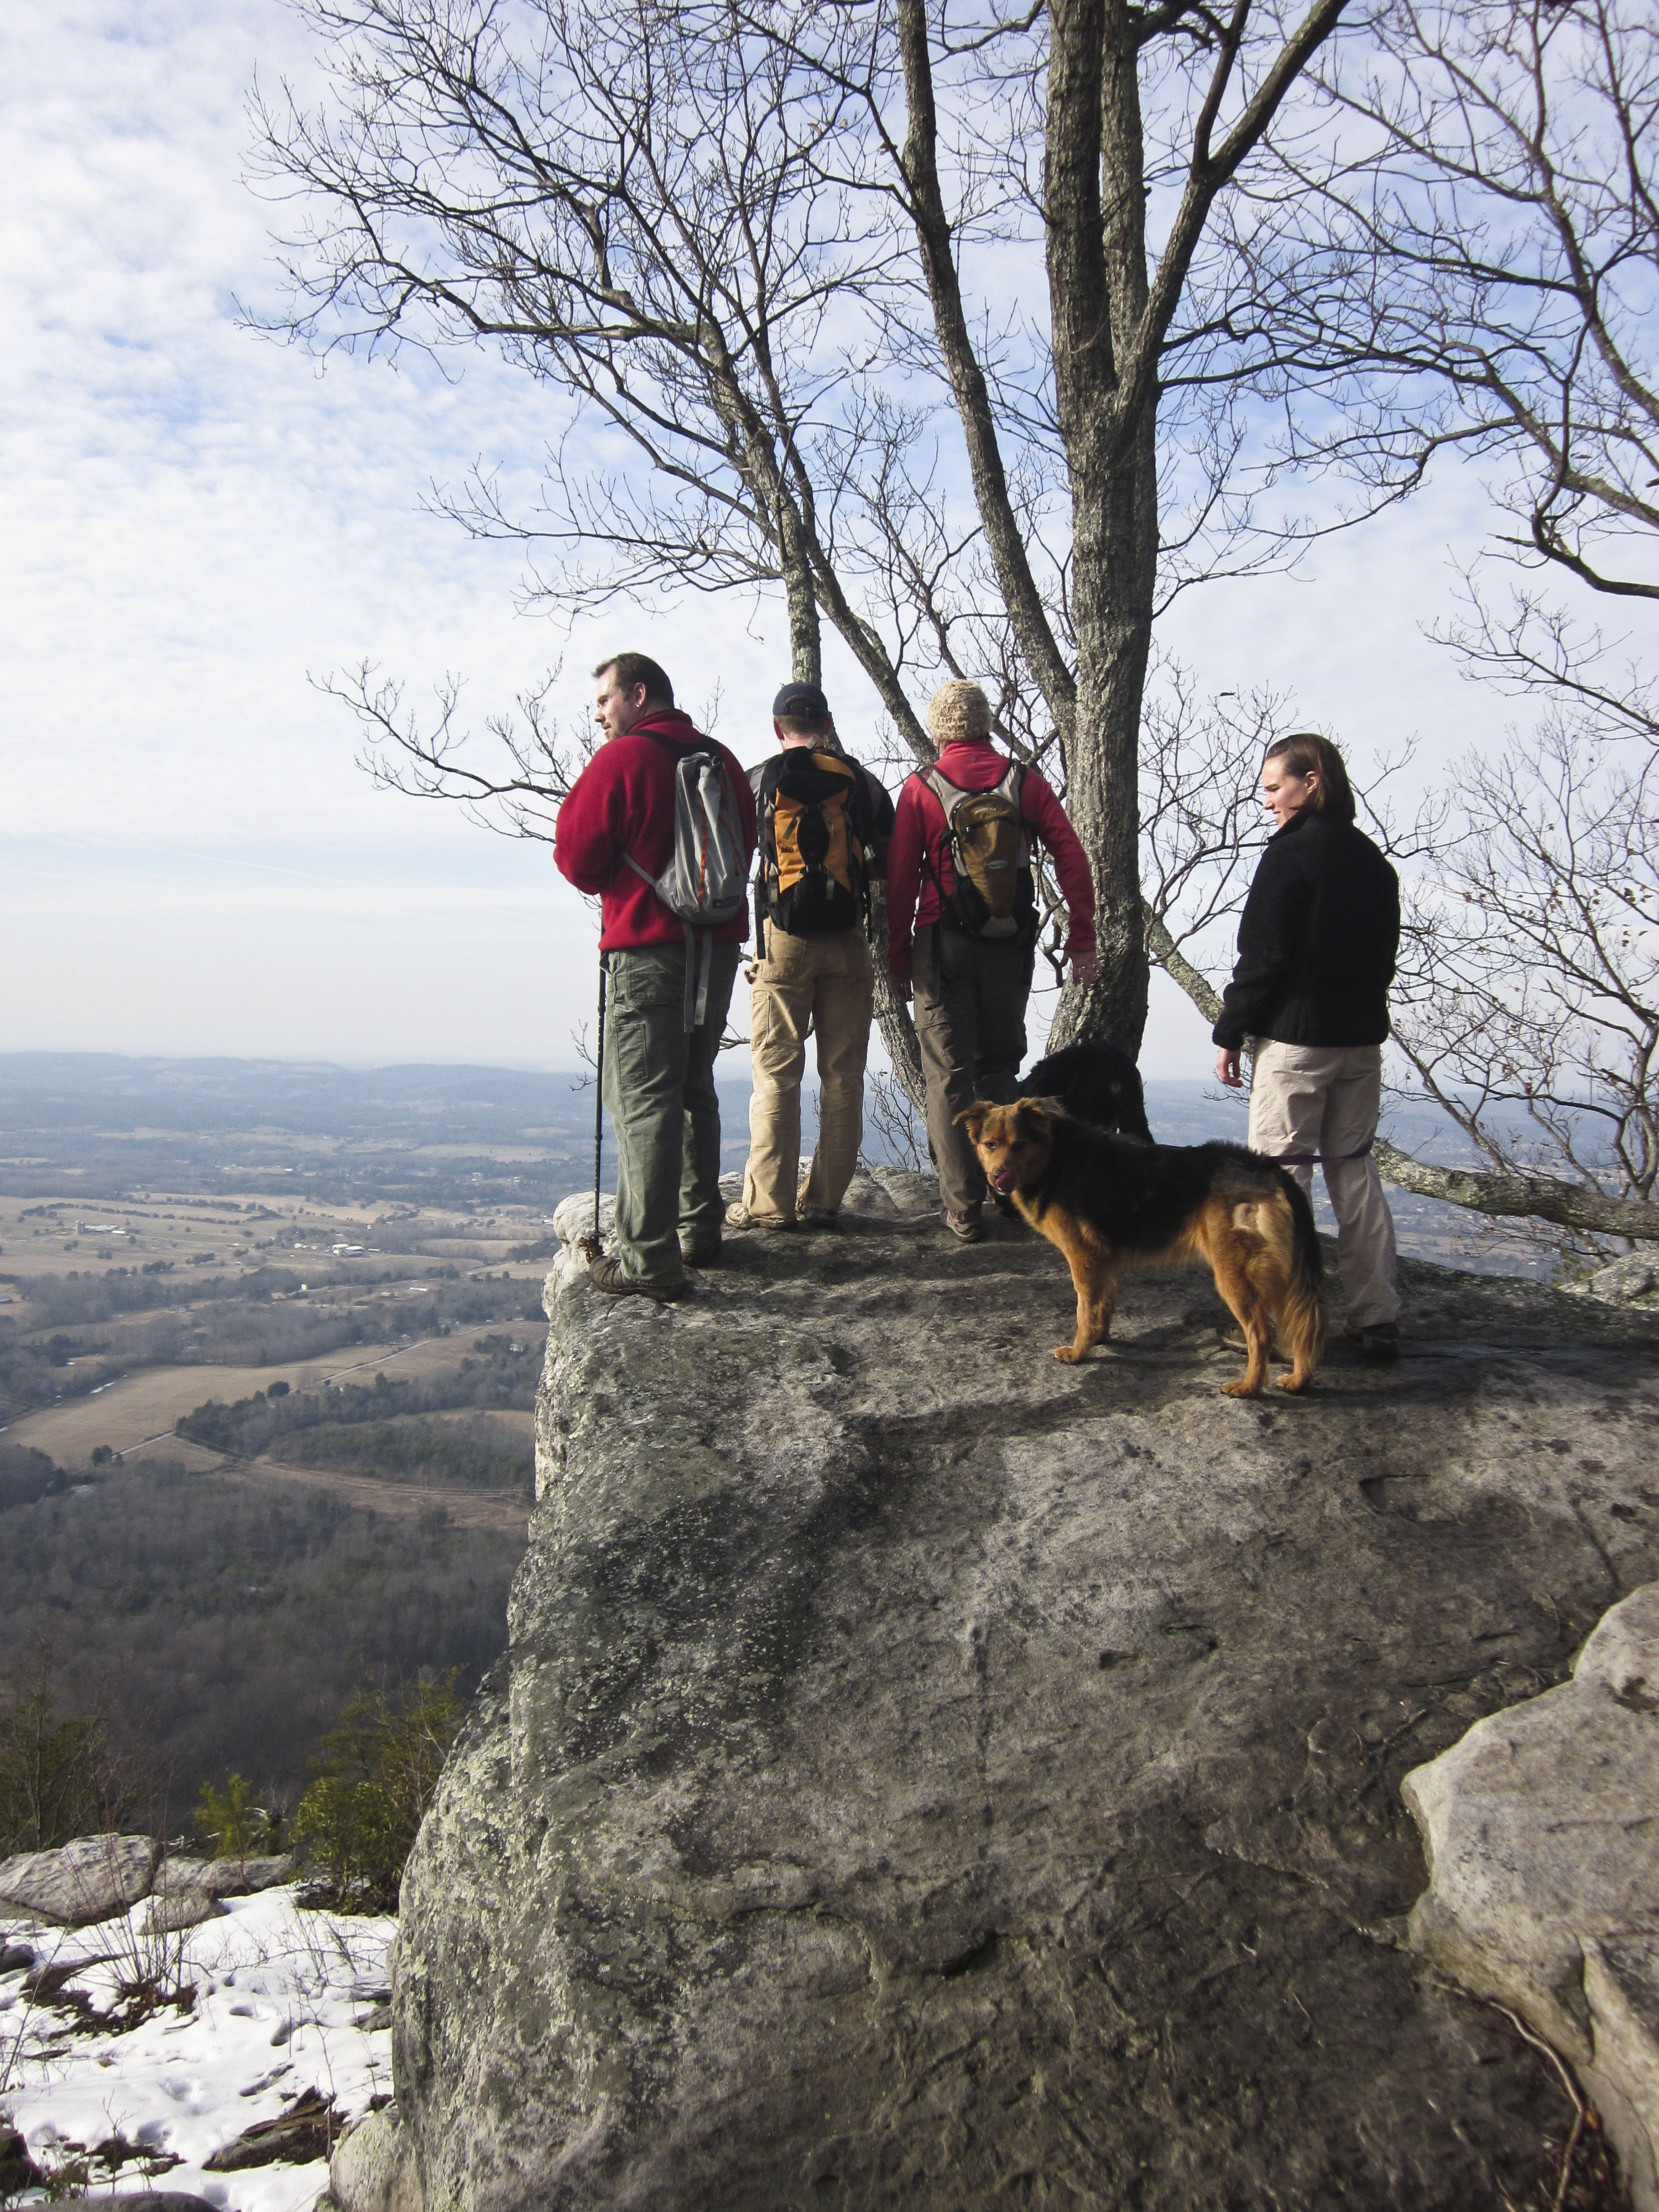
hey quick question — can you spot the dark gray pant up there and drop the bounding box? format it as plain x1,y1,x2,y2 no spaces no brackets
602,941,741,1286
912,927,1032,1216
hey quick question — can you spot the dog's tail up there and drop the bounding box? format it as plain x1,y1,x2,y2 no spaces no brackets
1265,1169,1325,1385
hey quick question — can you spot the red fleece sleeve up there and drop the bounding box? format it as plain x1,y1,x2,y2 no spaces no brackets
554,748,628,896
1022,771,1095,954
885,778,927,980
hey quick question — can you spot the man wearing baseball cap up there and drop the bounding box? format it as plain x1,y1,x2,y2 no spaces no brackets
727,682,895,1232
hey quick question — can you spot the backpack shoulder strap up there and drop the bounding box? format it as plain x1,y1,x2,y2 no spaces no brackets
636,726,714,761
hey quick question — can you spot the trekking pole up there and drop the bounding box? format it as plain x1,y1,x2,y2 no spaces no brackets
582,961,607,1262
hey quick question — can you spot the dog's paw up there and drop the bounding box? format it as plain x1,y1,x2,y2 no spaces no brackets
1276,1374,1311,1394
1220,1376,1261,1397
1053,1344,1083,1364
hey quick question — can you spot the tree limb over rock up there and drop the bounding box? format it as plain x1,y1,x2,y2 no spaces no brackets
1146,910,1659,1246
1368,1144,1659,1247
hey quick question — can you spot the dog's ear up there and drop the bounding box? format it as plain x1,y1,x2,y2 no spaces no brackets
955,1104,990,1141
1014,1100,1055,1140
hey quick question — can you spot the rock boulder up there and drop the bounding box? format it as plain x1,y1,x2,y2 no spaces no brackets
0,1834,158,1927
1405,1579,1659,2208
389,1192,1659,2209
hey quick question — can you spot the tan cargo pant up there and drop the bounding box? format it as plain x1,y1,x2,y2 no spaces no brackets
742,924,874,1224
1247,1041,1400,1329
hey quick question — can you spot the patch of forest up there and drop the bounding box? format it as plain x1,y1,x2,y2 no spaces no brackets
0,1446,520,1809
0,1266,545,1421
174,1335,539,1452
267,1415,531,1494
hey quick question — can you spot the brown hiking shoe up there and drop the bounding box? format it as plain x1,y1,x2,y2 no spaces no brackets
1345,1321,1400,1363
796,1183,839,1230
588,1255,689,1302
724,1202,797,1233
943,1208,986,1245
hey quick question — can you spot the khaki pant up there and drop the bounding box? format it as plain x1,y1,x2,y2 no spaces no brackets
912,927,1032,1218
1247,1041,1400,1329
743,925,874,1224
603,941,741,1288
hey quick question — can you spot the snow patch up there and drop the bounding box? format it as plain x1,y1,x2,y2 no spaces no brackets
0,1882,394,2212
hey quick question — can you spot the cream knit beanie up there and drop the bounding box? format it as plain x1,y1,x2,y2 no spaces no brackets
926,679,994,746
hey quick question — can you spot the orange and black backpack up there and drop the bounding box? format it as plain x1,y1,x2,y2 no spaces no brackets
754,749,874,936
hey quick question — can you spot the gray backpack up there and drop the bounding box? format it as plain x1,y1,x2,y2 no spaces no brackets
625,737,748,1028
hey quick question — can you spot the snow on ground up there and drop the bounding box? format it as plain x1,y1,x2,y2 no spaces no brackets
0,1885,395,2212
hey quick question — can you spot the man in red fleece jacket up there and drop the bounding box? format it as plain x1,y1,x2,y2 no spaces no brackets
555,654,757,1298
888,679,1097,1241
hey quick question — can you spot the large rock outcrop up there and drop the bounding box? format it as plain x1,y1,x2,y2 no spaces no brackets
388,1174,1659,2209
0,1834,159,1926
1405,1580,1659,2208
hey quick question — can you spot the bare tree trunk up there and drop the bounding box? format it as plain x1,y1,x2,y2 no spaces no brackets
1042,0,1156,1058
780,505,822,686
869,885,926,1111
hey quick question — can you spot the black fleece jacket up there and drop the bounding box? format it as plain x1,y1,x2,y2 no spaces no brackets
1212,811,1400,1050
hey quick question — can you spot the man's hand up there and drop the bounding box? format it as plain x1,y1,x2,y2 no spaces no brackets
1070,947,1099,991
1215,1047,1243,1088
889,971,913,1004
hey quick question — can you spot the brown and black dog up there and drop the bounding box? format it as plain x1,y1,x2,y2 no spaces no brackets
957,1099,1325,1395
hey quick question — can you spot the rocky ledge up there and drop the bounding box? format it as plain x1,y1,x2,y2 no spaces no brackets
379,1171,1659,2210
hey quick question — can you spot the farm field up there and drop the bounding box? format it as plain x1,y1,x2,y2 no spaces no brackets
0,1053,631,1806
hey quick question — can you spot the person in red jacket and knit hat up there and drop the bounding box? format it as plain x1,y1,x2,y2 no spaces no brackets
555,653,758,1298
887,679,1097,1242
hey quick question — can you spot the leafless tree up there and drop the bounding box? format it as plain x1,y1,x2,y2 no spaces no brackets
257,0,1659,1250
250,0,1400,1079
1389,713,1659,1265
1128,0,1659,1252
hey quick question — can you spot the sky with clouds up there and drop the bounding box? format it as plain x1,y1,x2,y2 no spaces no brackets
1,0,1516,1075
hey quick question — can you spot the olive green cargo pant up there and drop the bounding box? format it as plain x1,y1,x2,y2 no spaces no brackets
912,927,1033,1218
602,941,742,1289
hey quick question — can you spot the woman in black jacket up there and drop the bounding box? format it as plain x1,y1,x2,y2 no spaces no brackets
1213,733,1402,1360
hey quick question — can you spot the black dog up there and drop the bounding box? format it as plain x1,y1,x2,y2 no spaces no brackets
1022,1041,1154,1145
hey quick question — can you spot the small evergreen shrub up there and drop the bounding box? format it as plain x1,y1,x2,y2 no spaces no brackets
290,1673,463,1909
194,1772,283,1867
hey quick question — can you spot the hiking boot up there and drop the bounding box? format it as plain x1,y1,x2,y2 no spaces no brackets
681,1235,723,1267
943,1208,986,1245
588,1255,690,1302
797,1207,840,1231
724,1202,797,1233
1345,1320,1400,1363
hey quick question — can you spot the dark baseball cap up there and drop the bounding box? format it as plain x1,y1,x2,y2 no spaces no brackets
772,681,830,719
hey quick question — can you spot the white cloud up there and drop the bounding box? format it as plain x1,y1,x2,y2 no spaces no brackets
0,0,1515,1071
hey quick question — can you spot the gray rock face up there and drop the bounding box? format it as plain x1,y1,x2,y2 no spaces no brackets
143,1882,227,1934
1583,1251,1659,1306
1405,1579,1659,2209
0,1834,158,1926
328,2108,421,2212
394,1196,1659,2210
551,1193,617,1250
156,1853,295,1899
